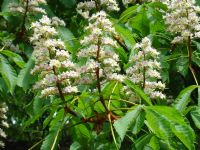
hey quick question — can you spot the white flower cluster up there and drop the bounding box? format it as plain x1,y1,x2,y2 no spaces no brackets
0,103,9,148
30,15,78,97
77,0,119,18
9,0,47,14
165,0,200,43
78,11,124,85
125,37,166,99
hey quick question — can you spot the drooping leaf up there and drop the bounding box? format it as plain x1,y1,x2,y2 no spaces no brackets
114,105,143,141
17,58,35,90
149,136,160,150
145,106,195,150
57,26,79,54
41,109,65,150
130,6,150,36
24,106,48,127
0,54,17,94
119,5,139,23
172,124,195,150
134,133,153,150
132,110,145,134
198,88,200,106
70,141,81,150
191,106,200,129
173,85,198,113
115,24,136,50
176,57,189,77
192,51,200,67
0,50,25,68
124,79,152,106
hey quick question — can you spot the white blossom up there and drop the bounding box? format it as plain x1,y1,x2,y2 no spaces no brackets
30,15,78,97
9,0,47,14
125,37,165,100
165,0,200,43
76,0,119,18
78,11,124,85
0,103,8,148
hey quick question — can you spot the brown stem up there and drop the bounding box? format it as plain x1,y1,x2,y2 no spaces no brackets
94,0,101,11
52,67,77,116
96,39,109,112
19,0,29,38
142,51,146,89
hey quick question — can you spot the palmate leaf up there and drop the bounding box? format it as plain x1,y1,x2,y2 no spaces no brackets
0,54,17,94
41,109,65,150
145,106,195,150
113,105,143,141
173,85,199,113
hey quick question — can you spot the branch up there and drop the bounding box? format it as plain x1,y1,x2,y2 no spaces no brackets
19,0,29,38
96,39,109,112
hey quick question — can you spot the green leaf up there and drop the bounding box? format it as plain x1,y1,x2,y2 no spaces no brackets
198,88,200,106
114,105,143,141
41,109,65,150
130,6,150,36
17,58,35,90
148,2,168,11
134,133,153,150
145,107,173,141
1,0,18,12
58,0,76,8
190,106,200,129
75,124,91,139
173,85,198,113
145,106,195,150
119,5,139,23
124,79,152,106
24,106,48,127
132,111,145,134
0,54,17,94
115,24,136,50
176,57,189,77
33,94,44,115
70,141,81,150
0,50,25,68
57,26,79,54
149,136,160,150
192,51,200,67
172,124,195,150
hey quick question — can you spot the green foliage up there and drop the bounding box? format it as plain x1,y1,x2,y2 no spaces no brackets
0,53,17,94
0,0,200,149
17,58,35,90
114,105,143,140
173,85,199,113
124,79,152,106
41,109,65,150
